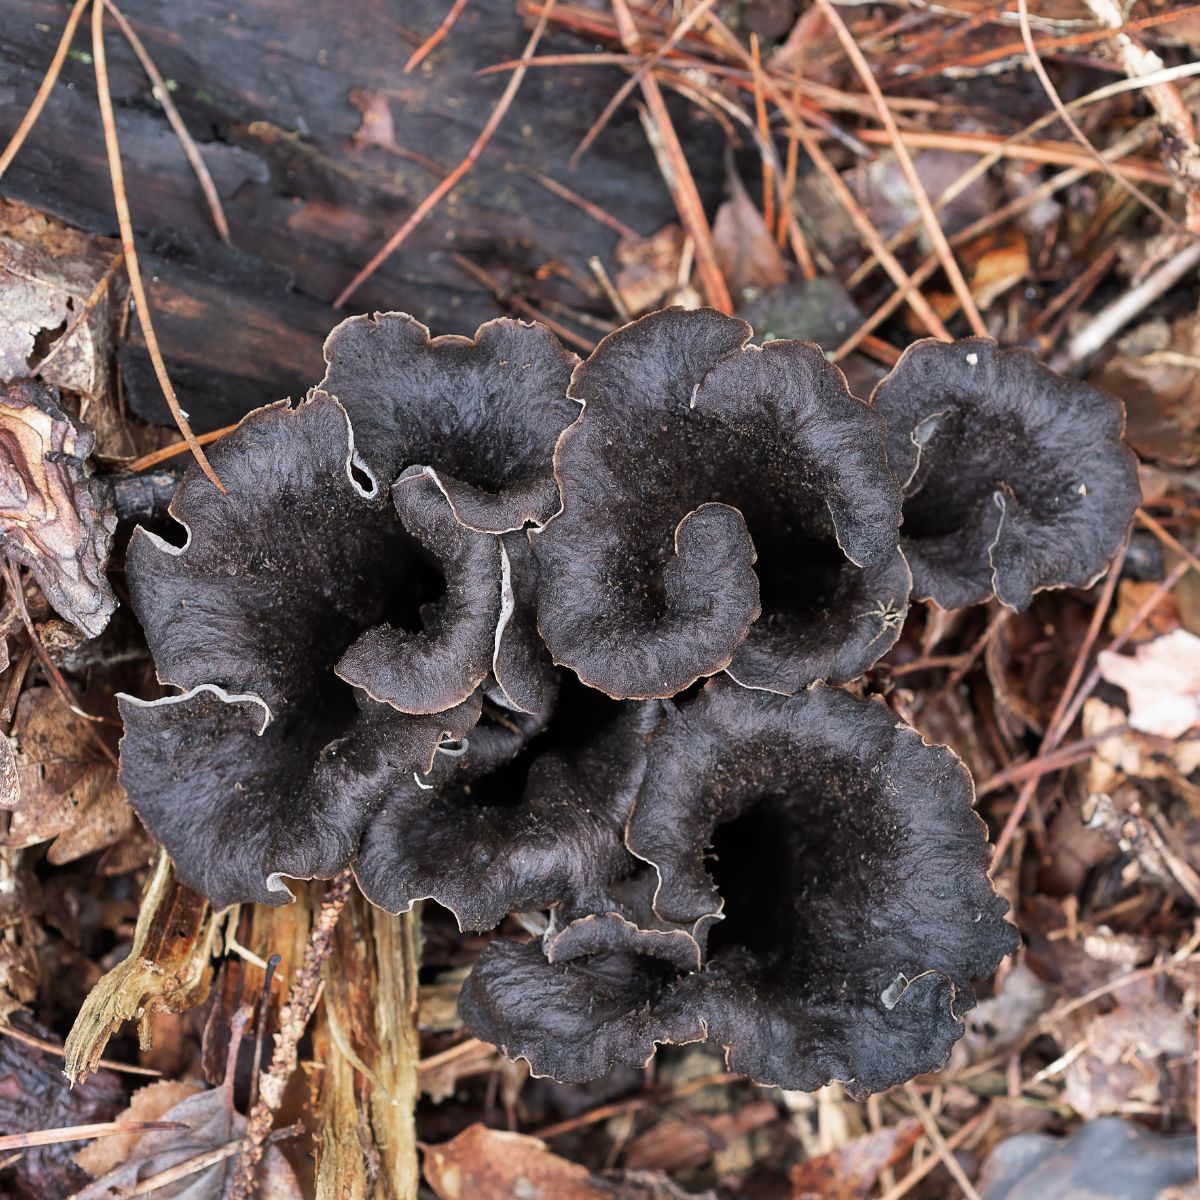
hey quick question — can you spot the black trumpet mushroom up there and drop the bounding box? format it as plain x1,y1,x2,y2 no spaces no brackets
353,698,659,932
532,307,910,700
318,312,580,535
114,308,1140,1099
461,678,1019,1096
871,337,1141,611
121,393,516,906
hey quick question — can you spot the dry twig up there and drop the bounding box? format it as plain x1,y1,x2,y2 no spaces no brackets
405,0,470,73
0,0,91,179
90,0,225,490
817,0,987,336
1016,0,1183,235
101,0,232,244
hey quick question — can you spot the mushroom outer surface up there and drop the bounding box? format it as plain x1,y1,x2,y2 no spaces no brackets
533,306,905,700
120,392,499,906
317,312,580,533
463,677,1018,1096
871,337,1140,610
353,699,661,932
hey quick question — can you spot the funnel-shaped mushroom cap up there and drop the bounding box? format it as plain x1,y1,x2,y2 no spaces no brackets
533,307,906,700
119,686,480,909
317,312,580,533
461,927,707,1085
872,338,1140,610
462,678,1017,1096
126,394,418,714
120,394,504,906
126,393,547,719
354,699,661,931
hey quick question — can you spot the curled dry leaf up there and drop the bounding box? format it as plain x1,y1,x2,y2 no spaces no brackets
1091,315,1200,467
72,1072,300,1199
423,1124,714,1200
614,224,690,317
0,380,117,638
0,198,130,454
1097,629,1200,738
3,687,131,864
622,1100,778,1172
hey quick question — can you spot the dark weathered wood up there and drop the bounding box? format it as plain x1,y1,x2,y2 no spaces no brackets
0,0,721,430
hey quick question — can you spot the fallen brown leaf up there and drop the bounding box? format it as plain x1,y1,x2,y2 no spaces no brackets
623,1099,777,1172
614,224,689,316
74,1079,204,1177
0,1012,126,1200
712,165,789,300
73,1070,300,1199
1110,579,1180,641
1092,316,1200,467
1064,995,1191,1121
0,198,129,456
791,1119,922,1199
424,1124,713,1200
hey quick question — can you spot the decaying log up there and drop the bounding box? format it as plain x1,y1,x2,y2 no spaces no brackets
314,893,422,1199
0,0,719,432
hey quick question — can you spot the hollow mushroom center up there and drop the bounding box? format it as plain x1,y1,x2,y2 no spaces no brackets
901,406,1055,541
628,414,849,618
704,761,906,999
703,424,851,616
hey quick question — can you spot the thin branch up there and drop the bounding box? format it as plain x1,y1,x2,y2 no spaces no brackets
91,1,225,491
0,1121,185,1153
817,0,987,336
568,0,719,169
991,547,1191,869
1016,0,1184,235
880,1109,989,1200
611,0,732,313
405,0,470,74
0,1022,159,1077
127,421,240,472
233,871,354,1197
0,0,91,179
102,0,232,244
524,169,639,240
903,1083,982,1200
1051,238,1200,371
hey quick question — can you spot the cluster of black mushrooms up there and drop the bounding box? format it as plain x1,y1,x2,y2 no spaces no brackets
119,308,1139,1096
